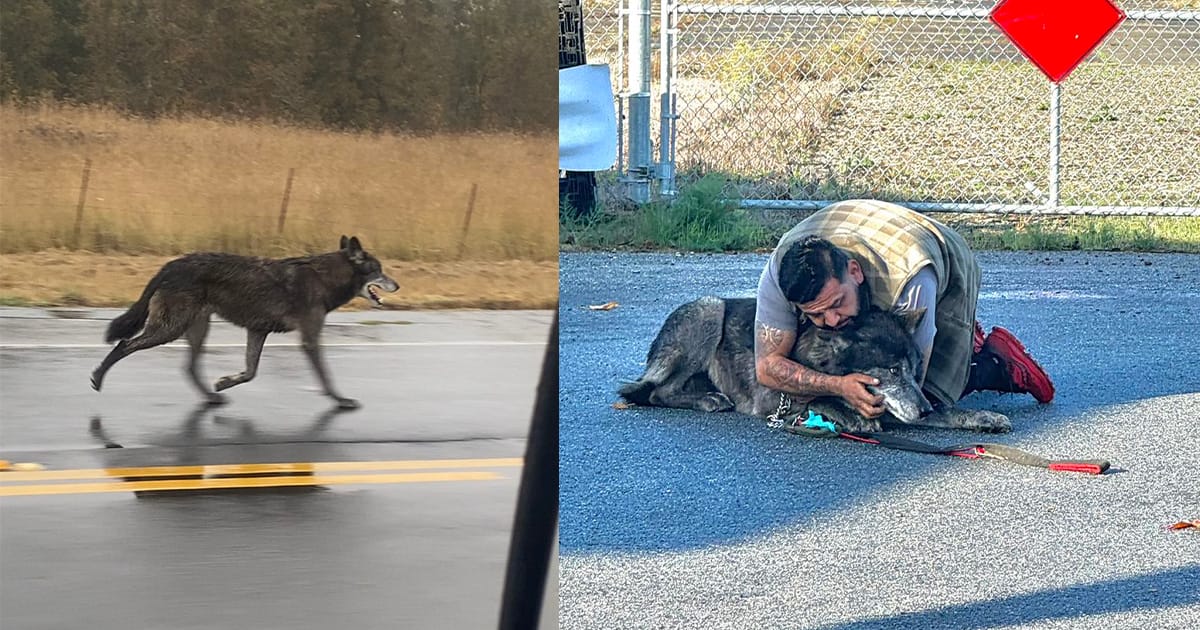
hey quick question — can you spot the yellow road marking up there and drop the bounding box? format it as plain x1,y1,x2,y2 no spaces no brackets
0,471,502,497
0,457,523,483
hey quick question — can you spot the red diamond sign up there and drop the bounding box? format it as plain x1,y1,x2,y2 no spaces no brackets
990,0,1126,83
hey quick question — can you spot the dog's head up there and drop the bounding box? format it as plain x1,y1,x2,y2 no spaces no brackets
340,235,399,308
793,307,933,424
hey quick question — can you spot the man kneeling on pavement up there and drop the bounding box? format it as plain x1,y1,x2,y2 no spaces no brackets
754,199,1055,422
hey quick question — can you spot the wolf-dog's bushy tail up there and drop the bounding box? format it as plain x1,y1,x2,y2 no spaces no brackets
105,266,169,343
616,379,657,406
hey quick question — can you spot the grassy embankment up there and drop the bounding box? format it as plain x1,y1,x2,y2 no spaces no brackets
562,180,1200,254
0,104,559,309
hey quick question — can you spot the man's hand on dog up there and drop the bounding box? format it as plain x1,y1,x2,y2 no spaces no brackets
837,373,886,418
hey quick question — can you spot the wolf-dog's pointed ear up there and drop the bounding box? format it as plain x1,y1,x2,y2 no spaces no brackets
348,236,362,251
896,307,927,334
340,235,349,250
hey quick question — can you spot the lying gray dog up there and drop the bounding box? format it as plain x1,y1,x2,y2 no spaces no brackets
619,296,1010,433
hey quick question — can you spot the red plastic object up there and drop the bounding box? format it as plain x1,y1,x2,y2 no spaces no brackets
1048,462,1106,475
990,0,1126,82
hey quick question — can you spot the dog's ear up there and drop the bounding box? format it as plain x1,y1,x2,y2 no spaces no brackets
348,236,362,252
895,307,927,334
340,235,349,250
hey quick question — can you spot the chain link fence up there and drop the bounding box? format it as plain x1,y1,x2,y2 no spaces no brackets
583,0,1200,215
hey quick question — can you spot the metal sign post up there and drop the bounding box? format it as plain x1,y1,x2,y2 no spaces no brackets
990,0,1127,210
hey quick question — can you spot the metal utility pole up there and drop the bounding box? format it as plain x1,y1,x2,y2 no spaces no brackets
624,0,652,203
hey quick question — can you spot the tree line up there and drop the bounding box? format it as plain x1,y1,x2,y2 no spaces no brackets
1,0,556,133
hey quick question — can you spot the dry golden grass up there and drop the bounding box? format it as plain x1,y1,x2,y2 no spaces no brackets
0,103,558,261
0,251,558,310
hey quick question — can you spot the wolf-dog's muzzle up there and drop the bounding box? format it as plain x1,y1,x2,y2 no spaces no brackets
362,273,400,307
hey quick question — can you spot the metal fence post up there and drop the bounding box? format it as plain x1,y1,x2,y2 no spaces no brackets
73,158,92,249
277,167,295,234
658,0,678,197
624,0,652,203
1048,82,1061,209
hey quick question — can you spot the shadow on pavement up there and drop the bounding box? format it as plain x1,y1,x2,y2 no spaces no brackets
808,565,1200,630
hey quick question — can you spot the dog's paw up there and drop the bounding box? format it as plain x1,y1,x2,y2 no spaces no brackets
213,376,237,392
90,371,103,392
697,392,734,412
205,392,229,406
335,397,361,410
970,410,1012,433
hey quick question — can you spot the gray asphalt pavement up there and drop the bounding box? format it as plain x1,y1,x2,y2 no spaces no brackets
558,251,1199,630
0,308,555,630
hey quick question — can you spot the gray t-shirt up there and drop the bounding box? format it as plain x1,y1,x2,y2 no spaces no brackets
755,258,938,385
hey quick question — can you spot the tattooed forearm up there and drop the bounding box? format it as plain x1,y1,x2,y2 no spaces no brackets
754,322,840,397
755,322,790,354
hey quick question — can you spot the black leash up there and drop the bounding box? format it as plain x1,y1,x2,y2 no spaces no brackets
781,416,1110,475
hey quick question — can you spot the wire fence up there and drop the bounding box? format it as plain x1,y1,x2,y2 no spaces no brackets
583,0,1200,215
0,162,531,261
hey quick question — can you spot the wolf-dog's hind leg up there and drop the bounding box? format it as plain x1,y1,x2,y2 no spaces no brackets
183,315,226,405
90,302,193,392
298,323,359,409
617,297,729,411
213,330,268,393
632,374,735,412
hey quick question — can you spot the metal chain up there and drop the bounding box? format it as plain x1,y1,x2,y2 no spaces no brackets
766,392,790,429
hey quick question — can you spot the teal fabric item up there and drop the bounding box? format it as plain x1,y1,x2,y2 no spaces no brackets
801,410,838,434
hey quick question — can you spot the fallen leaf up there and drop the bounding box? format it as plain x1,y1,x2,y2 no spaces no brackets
612,401,632,410
588,301,619,311
1168,520,1200,530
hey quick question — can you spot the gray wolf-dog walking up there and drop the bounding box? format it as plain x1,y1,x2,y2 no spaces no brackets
618,297,1009,433
90,235,399,409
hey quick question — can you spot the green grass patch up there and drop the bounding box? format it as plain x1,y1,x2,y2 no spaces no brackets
57,290,88,306
561,175,769,252
565,187,1200,254
0,295,34,307
955,216,1200,253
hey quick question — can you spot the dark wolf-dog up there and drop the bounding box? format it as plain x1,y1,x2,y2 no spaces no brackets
618,297,1010,433
90,235,398,409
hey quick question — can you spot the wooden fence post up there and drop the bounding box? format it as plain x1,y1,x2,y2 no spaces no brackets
277,167,295,234
457,183,479,260
73,158,92,249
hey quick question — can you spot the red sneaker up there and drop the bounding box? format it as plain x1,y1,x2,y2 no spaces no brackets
982,327,1056,403
973,320,986,355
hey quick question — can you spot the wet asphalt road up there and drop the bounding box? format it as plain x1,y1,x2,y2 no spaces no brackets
558,251,1199,629
0,308,555,630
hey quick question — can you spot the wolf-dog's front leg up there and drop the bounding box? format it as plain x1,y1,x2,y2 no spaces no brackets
214,330,268,393
913,404,1011,433
299,324,359,409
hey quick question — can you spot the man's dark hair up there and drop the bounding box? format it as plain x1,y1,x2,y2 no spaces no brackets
778,235,851,303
